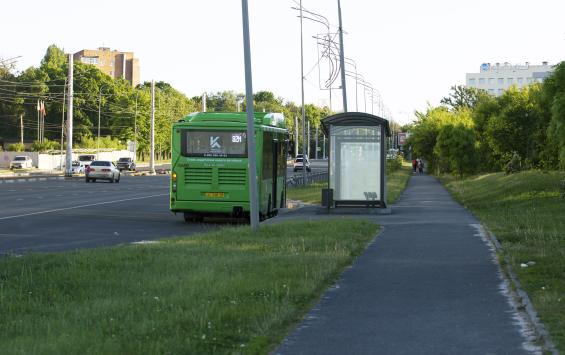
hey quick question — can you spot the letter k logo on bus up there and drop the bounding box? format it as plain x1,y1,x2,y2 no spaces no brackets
210,136,221,149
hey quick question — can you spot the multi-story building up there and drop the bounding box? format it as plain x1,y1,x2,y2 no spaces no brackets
465,62,553,96
73,47,140,87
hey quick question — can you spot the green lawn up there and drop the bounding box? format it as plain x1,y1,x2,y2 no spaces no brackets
287,164,412,205
442,171,565,351
0,220,378,354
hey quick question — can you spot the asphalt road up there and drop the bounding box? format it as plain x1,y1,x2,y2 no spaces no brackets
0,176,216,254
0,161,328,255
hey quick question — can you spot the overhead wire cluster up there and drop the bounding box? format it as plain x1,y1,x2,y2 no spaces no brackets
290,1,391,119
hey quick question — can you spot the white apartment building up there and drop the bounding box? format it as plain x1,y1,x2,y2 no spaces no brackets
466,62,553,96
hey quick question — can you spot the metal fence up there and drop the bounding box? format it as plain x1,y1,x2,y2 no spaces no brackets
287,172,328,187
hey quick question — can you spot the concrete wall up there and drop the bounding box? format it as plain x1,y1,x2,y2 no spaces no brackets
0,150,135,169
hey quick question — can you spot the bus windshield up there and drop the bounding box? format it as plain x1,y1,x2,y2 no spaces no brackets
181,130,247,158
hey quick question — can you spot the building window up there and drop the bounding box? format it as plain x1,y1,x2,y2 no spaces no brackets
488,89,494,95
527,77,534,84
479,78,485,85
517,77,523,84
507,78,513,85
488,78,495,85
80,56,99,65
469,78,476,85
498,88,504,95
498,78,504,84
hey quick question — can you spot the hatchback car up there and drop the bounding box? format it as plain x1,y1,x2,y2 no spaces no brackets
10,156,33,169
71,161,85,174
85,160,120,183
293,156,311,172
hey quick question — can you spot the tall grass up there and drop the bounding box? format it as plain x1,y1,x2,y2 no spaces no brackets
442,170,565,351
0,219,378,354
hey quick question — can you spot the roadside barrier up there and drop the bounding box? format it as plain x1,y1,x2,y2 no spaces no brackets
287,172,327,186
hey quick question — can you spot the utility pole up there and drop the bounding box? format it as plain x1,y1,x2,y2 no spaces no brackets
65,54,74,177
307,120,310,158
60,80,66,171
315,125,318,159
300,0,307,185
241,0,260,230
337,0,347,112
294,116,298,157
134,91,138,161
36,100,40,141
150,80,156,175
202,92,207,112
97,89,102,160
323,135,326,159
20,114,23,144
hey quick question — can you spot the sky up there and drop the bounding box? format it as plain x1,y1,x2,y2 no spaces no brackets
1,0,564,125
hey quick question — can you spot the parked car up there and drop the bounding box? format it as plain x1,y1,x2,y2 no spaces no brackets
71,161,85,174
293,156,311,172
9,156,33,169
78,154,96,168
85,160,120,183
116,157,136,171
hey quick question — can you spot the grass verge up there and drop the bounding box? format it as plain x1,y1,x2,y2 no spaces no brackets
0,219,378,354
287,163,412,205
441,170,565,351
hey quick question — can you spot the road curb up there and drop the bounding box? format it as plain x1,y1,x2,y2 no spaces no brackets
481,224,558,355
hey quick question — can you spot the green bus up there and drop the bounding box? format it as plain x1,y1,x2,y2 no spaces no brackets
170,112,288,222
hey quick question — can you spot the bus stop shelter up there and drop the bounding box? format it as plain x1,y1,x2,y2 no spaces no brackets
321,112,390,208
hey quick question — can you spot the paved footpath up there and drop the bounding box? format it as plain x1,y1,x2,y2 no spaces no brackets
275,174,537,355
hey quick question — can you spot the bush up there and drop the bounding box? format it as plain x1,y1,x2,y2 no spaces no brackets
504,151,522,174
386,154,403,172
7,142,26,152
31,139,60,152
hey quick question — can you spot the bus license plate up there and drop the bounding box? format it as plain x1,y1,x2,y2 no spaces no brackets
204,192,224,198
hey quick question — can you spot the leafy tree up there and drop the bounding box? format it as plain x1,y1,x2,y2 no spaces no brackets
434,122,477,176
440,85,488,111
485,85,546,168
543,61,565,168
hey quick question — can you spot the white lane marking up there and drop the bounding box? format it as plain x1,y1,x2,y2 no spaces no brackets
0,193,168,220
16,198,23,201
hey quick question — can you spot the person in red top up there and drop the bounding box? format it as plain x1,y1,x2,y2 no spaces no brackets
412,159,418,173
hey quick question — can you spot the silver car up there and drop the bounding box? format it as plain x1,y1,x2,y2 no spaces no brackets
85,160,120,183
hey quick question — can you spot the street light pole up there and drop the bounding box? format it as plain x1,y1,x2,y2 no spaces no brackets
65,54,74,177
300,0,307,185
97,89,102,160
337,0,347,112
241,0,260,230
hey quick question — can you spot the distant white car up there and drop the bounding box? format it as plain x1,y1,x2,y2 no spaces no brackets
85,160,120,183
10,156,33,169
293,156,311,172
71,161,85,174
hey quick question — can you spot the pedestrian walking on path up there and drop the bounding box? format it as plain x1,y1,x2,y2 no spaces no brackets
276,175,538,355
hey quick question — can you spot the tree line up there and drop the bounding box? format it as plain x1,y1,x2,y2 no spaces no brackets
0,45,332,158
407,61,565,175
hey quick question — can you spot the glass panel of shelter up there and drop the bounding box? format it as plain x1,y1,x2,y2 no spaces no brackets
329,125,381,201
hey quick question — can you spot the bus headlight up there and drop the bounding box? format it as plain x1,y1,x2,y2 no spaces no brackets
172,183,177,193
172,172,177,182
